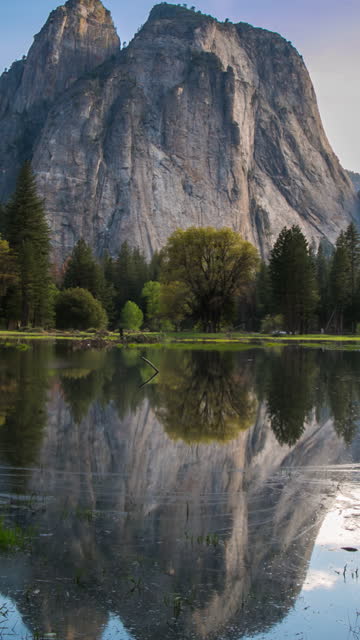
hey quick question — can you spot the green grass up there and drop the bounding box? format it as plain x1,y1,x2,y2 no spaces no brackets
0,518,30,551
1,329,360,349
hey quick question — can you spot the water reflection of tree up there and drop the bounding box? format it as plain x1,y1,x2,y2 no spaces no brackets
266,349,318,446
156,350,257,444
0,344,51,467
59,348,151,423
324,352,360,444
59,350,115,424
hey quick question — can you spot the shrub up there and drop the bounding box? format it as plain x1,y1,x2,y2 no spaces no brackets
55,288,107,330
260,314,284,334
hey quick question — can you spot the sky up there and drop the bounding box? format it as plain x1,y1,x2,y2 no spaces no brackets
1,0,359,171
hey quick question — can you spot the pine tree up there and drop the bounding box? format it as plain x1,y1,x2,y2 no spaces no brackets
316,243,331,330
269,226,318,333
114,243,149,319
6,163,52,327
345,223,360,332
330,231,351,333
63,239,103,297
254,261,272,329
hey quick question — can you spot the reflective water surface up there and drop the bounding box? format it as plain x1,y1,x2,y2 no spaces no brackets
0,343,359,639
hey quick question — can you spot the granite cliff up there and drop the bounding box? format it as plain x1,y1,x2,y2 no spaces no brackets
0,0,358,261
347,170,360,192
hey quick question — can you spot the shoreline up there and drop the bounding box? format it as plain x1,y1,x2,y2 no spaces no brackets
1,330,360,350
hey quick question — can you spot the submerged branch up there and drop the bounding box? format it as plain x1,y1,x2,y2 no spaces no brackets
140,356,159,374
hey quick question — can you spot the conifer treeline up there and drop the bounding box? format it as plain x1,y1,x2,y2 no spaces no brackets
1,164,360,334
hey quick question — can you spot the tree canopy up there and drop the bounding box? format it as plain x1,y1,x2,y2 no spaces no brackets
160,227,259,332
120,300,143,330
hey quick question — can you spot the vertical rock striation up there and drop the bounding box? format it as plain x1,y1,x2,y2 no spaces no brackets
0,1,358,261
0,0,120,196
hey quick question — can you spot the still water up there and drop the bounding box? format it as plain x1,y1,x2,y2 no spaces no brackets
0,343,359,639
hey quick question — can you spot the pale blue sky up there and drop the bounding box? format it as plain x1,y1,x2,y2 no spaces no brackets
1,0,359,171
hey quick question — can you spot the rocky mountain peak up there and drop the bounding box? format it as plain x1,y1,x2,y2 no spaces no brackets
12,0,120,112
148,3,210,21
0,1,358,261
64,0,115,22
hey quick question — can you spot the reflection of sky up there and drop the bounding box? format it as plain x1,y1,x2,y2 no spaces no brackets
0,593,31,639
0,0,359,170
243,484,360,640
102,614,136,640
0,598,136,640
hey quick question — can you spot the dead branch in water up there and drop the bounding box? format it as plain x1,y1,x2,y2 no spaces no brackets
140,356,159,374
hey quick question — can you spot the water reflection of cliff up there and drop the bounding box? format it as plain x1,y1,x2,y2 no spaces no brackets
0,345,359,639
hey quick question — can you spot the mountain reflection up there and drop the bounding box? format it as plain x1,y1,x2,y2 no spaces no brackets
0,344,359,639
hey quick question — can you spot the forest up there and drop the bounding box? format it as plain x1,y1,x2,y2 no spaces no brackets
0,164,359,335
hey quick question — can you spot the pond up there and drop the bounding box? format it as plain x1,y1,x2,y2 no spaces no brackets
0,343,359,639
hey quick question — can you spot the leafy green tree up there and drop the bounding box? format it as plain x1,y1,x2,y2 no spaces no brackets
160,227,259,332
5,163,52,327
0,236,18,298
269,226,318,333
55,288,108,330
159,281,189,330
141,281,161,329
120,300,143,330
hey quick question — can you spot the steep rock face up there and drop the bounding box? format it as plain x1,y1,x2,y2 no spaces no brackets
0,2,358,261
0,0,120,196
347,170,360,192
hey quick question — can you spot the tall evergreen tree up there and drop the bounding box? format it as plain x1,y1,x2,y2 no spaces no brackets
114,242,149,315
330,231,351,333
269,225,318,333
254,261,272,329
316,243,331,330
345,223,360,332
6,163,52,327
63,239,103,297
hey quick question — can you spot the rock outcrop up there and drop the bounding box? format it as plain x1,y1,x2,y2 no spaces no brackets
0,0,120,197
0,1,358,261
347,170,360,192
